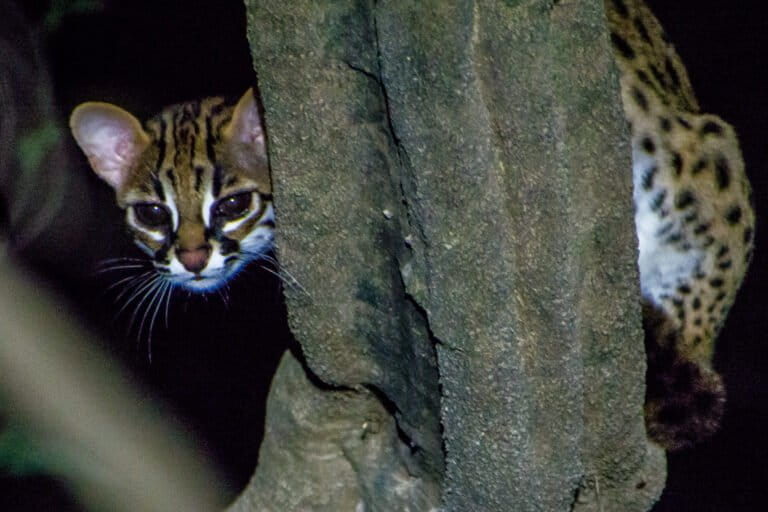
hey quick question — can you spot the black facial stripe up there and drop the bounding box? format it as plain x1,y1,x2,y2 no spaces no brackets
211,99,226,116
213,111,232,135
154,246,168,262
249,197,265,222
152,175,165,201
172,108,183,167
220,237,240,255
165,168,176,188
189,124,197,165
152,229,177,263
194,166,204,192
257,193,274,225
155,116,167,171
212,164,223,198
205,115,217,165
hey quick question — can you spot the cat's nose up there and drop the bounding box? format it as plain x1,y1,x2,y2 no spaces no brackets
177,245,211,273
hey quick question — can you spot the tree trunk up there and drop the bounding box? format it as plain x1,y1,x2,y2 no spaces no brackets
232,0,666,510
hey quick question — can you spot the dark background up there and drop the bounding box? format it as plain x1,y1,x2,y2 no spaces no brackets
4,0,290,509
3,0,767,510
646,1,768,510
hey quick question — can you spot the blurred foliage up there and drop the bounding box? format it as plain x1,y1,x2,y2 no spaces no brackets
0,423,52,476
16,121,61,176
43,0,103,33
1,0,97,485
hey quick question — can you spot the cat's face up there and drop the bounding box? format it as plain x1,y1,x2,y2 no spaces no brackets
70,89,273,291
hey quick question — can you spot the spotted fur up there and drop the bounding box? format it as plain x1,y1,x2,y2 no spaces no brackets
607,0,754,449
70,89,273,292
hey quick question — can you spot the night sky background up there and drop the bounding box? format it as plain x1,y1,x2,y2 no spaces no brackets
3,0,767,510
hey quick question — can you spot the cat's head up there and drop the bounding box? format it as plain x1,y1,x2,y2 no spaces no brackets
70,89,273,291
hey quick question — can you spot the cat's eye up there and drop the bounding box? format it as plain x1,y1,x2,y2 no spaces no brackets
215,192,253,220
133,203,171,228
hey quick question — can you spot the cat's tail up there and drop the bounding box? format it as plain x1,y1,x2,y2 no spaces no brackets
642,300,726,451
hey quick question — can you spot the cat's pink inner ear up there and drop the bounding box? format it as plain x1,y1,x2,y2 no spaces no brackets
69,103,149,190
224,88,265,149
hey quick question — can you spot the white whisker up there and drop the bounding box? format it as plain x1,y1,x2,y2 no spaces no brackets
138,279,169,363
108,272,150,292
116,275,161,319
96,264,148,274
257,254,309,297
114,272,154,304
258,264,310,297
139,280,165,338
98,256,148,266
149,281,173,361
215,284,230,308
129,278,163,336
163,281,174,330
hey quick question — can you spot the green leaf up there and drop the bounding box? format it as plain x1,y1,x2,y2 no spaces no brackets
0,426,51,476
16,122,61,176
44,0,104,33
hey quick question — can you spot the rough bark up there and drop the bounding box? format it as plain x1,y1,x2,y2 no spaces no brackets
234,0,666,510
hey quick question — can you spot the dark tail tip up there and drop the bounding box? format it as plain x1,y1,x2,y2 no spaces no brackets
645,353,725,450
642,300,725,451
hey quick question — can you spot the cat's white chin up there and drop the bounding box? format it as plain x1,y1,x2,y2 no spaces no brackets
168,266,240,292
163,252,246,292
176,276,229,292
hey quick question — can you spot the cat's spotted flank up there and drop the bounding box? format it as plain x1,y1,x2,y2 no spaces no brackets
70,89,273,292
607,0,754,450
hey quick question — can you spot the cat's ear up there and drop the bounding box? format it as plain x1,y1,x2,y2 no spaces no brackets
223,88,265,153
69,102,150,191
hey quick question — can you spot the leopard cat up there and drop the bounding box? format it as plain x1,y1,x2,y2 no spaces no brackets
606,0,754,450
69,1,752,451
70,88,273,295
